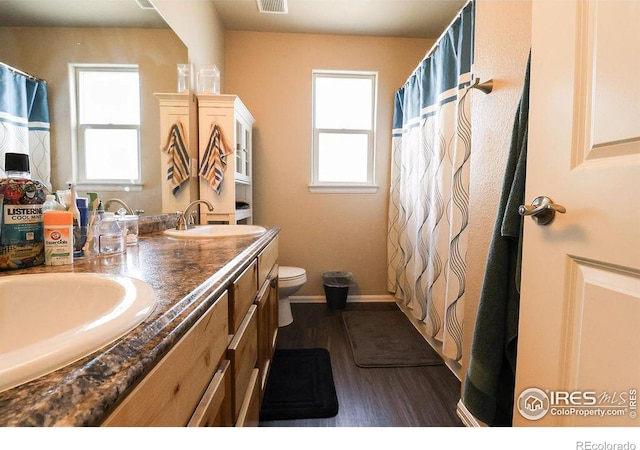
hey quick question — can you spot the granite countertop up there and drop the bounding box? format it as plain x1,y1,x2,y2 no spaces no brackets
0,224,279,426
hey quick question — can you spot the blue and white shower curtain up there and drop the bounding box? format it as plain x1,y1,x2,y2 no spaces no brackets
0,64,51,189
387,1,474,362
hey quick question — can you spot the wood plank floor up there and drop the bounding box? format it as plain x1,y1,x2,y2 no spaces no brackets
259,302,464,427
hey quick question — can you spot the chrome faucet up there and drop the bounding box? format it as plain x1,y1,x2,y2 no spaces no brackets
104,198,134,215
176,200,214,230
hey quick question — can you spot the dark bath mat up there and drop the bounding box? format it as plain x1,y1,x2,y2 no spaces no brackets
259,348,339,421
342,310,444,367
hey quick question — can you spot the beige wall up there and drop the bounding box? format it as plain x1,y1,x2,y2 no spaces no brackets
226,31,433,297
0,27,187,215
461,0,532,378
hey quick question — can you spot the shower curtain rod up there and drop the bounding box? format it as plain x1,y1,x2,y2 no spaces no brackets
406,0,473,83
0,61,47,83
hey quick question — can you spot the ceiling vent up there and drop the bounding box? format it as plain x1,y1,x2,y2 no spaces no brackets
135,0,155,10
256,0,288,14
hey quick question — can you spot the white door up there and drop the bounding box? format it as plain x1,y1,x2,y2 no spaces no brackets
513,0,640,426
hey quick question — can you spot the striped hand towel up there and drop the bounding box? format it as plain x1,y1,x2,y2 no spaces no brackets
162,120,190,195
199,122,231,194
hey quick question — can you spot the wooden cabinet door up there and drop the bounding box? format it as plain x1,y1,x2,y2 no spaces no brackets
256,264,279,392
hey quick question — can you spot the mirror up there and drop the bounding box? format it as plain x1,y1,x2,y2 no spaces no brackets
0,0,188,215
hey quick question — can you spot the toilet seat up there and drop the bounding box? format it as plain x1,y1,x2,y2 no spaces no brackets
279,266,306,279
279,266,307,286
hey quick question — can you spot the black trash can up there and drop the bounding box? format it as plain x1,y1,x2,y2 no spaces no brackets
322,271,354,310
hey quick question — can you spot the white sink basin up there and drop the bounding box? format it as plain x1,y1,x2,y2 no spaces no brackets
164,224,267,239
0,273,156,393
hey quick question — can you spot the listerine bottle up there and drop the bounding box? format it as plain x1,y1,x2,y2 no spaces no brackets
0,153,47,270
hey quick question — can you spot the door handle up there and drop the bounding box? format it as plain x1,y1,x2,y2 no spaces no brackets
518,196,566,225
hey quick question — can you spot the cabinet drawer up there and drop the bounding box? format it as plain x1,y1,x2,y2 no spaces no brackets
102,291,229,427
235,369,260,427
187,360,232,427
257,236,278,288
230,260,257,333
227,304,258,422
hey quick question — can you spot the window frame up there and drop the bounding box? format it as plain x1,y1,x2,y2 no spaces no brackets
310,70,378,193
70,64,143,191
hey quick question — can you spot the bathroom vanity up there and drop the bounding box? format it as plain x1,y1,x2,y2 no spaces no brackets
0,222,279,427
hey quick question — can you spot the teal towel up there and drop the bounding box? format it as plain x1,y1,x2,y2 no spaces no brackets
462,52,531,426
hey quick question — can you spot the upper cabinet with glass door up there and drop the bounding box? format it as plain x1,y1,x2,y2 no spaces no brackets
197,94,255,224
235,118,252,182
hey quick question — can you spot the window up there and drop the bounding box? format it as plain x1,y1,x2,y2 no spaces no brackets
311,71,378,193
71,65,142,190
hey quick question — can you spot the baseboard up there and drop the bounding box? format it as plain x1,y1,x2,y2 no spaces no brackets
288,294,396,304
456,400,487,427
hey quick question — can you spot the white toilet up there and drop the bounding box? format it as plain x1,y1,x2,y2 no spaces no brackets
278,266,307,327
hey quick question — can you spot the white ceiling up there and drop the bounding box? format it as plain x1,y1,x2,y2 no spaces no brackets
0,0,467,39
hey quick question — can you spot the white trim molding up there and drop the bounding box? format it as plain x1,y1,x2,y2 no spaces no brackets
308,184,378,194
456,400,487,427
